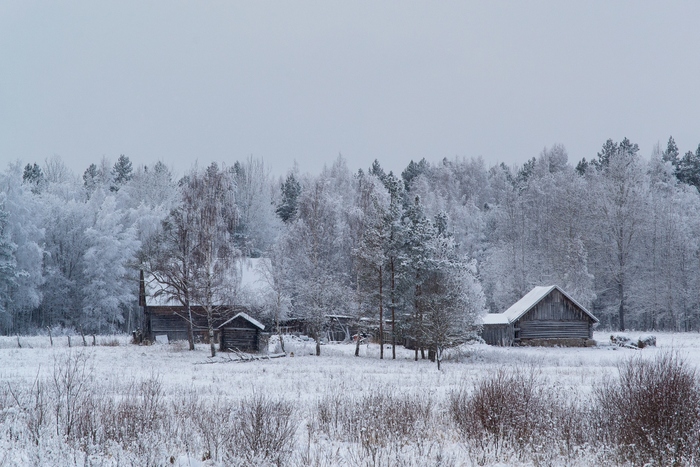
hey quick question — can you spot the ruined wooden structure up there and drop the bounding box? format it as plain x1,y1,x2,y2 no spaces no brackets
481,285,598,346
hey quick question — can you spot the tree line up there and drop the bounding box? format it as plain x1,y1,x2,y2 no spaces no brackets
2,136,700,345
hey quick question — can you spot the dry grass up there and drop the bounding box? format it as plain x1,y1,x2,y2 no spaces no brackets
4,334,700,466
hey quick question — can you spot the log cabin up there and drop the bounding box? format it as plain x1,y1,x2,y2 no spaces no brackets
219,312,266,352
138,259,270,346
481,285,598,346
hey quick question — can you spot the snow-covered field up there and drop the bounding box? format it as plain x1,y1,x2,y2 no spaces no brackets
1,331,699,466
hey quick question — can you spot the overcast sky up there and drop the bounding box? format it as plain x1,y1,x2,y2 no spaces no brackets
1,1,699,179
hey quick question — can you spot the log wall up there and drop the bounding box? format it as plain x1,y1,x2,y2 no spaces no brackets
481,323,515,346
517,289,593,341
219,316,261,352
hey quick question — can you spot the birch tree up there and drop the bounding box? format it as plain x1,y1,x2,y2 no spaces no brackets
187,163,238,357
146,163,238,355
589,138,647,330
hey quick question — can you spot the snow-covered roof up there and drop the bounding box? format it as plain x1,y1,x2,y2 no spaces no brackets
481,313,510,325
482,285,598,325
219,312,265,330
144,257,272,307
238,257,271,293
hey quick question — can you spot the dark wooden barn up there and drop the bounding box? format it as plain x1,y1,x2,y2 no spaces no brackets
481,285,598,346
219,312,266,352
139,270,256,344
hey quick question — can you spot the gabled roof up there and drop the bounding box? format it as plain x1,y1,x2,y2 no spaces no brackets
218,312,265,331
482,285,598,325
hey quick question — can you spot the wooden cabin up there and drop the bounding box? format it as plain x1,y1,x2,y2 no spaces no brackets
219,312,266,352
138,269,260,344
481,285,598,346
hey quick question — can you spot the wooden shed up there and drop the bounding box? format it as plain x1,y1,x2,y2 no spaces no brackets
219,312,266,352
481,285,598,346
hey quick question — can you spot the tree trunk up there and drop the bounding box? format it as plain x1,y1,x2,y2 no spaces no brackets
208,307,216,358
390,258,396,360
379,265,383,360
414,280,420,362
618,279,625,331
276,299,285,354
186,300,195,351
315,332,321,356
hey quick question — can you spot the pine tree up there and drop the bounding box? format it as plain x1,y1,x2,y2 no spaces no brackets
516,157,536,187
83,163,100,198
575,158,589,176
662,136,680,165
675,145,700,191
383,173,406,359
593,139,618,169
111,155,133,191
22,163,44,193
401,158,428,192
402,195,437,360
276,173,301,223
353,175,389,358
368,159,386,182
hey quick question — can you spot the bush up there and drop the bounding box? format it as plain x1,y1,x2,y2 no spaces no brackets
596,351,700,466
313,389,433,464
448,366,594,464
315,389,431,445
234,394,296,465
450,368,547,453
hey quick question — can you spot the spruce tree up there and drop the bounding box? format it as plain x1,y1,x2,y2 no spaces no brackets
676,146,700,191
575,158,589,176
369,159,386,182
22,163,44,194
401,158,428,191
276,173,301,223
83,163,100,197
662,136,680,165
111,154,133,191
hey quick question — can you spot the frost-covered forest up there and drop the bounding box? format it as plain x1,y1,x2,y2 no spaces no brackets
3,136,700,336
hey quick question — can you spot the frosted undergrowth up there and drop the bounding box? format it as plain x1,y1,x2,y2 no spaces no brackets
2,331,700,466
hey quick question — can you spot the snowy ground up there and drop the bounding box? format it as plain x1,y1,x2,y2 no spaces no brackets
1,331,699,466
2,331,694,400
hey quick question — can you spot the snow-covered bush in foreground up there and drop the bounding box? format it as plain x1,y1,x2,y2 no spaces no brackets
596,351,700,466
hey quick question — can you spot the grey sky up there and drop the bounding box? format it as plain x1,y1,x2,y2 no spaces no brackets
2,1,699,178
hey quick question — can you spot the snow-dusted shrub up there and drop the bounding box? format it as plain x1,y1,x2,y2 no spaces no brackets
192,398,236,463
449,367,571,461
50,350,93,440
232,394,296,465
596,351,700,466
98,337,121,347
98,376,166,446
315,390,431,446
